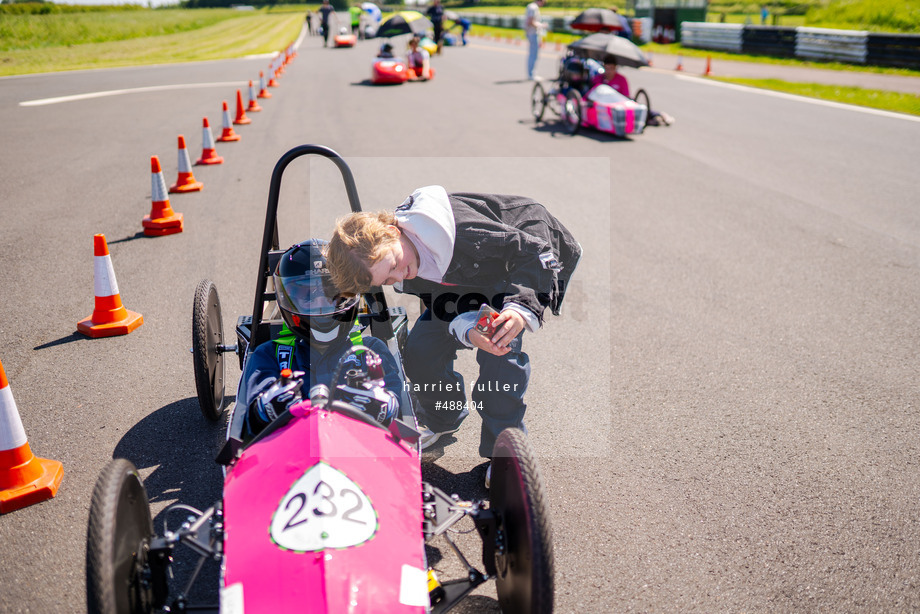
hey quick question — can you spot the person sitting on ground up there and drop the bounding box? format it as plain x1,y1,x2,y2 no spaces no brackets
406,36,433,81
238,239,404,440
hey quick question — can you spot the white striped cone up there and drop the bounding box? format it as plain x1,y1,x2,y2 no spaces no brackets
78,234,145,335
169,135,203,193
268,58,280,86
247,80,262,112
0,358,64,513
217,101,241,142
196,117,224,165
258,71,272,98
143,156,183,237
0,367,26,455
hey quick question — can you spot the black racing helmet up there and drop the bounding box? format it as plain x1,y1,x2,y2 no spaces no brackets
274,239,360,353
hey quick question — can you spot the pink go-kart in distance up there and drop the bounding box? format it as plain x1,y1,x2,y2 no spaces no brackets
531,33,654,138
85,145,555,614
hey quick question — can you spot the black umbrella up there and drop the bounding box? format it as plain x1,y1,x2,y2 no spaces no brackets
567,32,649,68
375,11,433,38
570,8,623,33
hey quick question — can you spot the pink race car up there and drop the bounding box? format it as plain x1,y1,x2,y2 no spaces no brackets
85,145,555,614
532,77,649,138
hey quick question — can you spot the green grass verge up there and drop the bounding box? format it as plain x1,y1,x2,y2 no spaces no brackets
0,11,304,76
0,9,245,50
712,77,920,116
642,42,920,78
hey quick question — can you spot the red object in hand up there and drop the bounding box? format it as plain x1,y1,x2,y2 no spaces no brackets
475,304,500,337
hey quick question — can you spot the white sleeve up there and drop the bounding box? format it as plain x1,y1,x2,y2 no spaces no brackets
448,311,478,348
503,303,540,332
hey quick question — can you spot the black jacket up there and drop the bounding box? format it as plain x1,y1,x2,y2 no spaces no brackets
400,192,582,323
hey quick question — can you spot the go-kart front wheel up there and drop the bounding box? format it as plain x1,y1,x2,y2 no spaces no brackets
192,278,225,422
561,89,582,135
530,81,547,122
86,459,157,614
633,88,651,128
490,428,555,614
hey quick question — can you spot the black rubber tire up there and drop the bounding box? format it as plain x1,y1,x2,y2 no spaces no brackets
633,88,651,128
530,81,547,122
490,428,555,614
192,279,225,422
561,89,582,135
86,459,155,614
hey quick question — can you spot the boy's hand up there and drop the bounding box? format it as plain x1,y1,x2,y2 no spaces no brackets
468,310,524,355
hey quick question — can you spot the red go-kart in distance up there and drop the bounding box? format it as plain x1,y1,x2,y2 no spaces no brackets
372,57,409,84
334,27,357,48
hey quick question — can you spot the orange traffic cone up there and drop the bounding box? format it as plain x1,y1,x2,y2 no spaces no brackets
143,157,184,237
217,101,241,142
0,359,64,514
169,135,203,193
258,71,272,99
675,54,683,71
704,55,712,76
196,117,224,165
268,63,280,87
233,89,251,125
77,234,145,337
247,80,262,112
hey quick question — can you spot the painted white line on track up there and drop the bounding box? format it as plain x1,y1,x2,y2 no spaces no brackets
19,81,249,107
468,42,527,56
675,73,920,123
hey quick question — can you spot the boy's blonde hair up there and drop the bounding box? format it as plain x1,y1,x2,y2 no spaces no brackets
327,210,399,295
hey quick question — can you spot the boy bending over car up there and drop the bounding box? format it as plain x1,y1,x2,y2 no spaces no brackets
239,239,404,439
327,187,581,486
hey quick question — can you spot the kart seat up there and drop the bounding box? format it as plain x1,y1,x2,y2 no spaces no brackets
561,58,587,88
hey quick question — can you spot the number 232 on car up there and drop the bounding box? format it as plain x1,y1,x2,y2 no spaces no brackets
270,462,378,552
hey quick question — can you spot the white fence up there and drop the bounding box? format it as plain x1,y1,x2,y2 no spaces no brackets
795,27,868,64
680,22,873,64
681,22,743,52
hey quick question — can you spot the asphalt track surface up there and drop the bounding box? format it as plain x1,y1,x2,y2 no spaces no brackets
1,27,919,613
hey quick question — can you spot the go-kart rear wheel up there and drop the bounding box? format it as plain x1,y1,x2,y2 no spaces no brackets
633,88,651,128
490,428,555,614
561,89,582,135
530,81,547,122
86,459,156,614
192,278,225,422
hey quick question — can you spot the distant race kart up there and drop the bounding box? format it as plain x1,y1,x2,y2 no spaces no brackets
85,145,555,614
531,55,649,138
372,58,410,84
334,29,358,48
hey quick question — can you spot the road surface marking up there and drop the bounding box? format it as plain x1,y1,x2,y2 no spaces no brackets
20,81,248,107
676,74,920,122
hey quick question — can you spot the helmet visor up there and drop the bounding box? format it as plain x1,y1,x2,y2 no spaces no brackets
275,272,358,317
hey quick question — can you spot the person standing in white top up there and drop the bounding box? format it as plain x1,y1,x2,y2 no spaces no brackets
524,0,546,80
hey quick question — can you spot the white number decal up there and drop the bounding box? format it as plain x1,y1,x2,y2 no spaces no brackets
270,462,378,552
